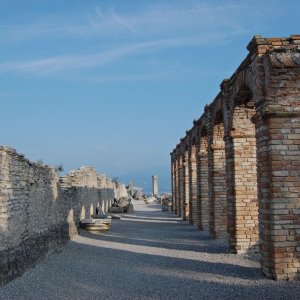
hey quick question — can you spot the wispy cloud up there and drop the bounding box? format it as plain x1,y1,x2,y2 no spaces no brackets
0,1,270,43
0,1,286,77
0,33,230,75
93,6,138,34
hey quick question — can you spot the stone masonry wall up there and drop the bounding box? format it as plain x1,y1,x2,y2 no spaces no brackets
0,147,120,285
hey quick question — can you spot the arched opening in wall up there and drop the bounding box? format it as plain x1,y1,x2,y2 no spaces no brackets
210,111,227,240
188,138,197,225
183,144,190,221
80,206,86,220
227,85,258,254
197,127,209,231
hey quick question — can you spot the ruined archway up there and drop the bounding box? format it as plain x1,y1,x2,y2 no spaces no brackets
171,35,300,280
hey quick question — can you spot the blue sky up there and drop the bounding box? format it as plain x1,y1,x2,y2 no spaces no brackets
0,0,299,193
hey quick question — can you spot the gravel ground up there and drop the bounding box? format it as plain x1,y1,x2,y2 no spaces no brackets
1,202,300,300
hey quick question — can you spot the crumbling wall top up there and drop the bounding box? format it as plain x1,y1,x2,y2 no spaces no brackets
247,34,300,54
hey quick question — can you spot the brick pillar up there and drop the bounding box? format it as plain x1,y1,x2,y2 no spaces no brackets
188,145,197,225
171,158,175,212
197,135,209,231
183,151,190,220
178,156,184,218
208,122,227,239
226,132,259,253
255,113,300,280
175,158,179,215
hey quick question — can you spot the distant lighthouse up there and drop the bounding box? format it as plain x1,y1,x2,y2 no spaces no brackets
152,175,158,196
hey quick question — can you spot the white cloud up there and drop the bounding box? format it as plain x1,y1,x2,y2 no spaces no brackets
0,33,233,75
0,1,271,43
0,1,286,77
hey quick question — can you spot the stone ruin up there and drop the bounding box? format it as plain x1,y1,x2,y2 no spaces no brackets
171,35,300,281
0,146,127,285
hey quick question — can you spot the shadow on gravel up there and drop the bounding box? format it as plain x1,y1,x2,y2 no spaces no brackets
2,240,299,300
80,230,226,254
73,237,258,280
71,242,276,281
120,215,182,221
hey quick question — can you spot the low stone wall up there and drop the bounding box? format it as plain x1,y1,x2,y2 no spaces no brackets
0,147,119,285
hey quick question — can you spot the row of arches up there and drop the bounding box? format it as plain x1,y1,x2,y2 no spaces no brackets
170,35,300,281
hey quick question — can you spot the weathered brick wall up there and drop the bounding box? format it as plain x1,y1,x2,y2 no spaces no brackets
0,147,65,285
197,133,209,231
175,159,179,215
0,147,117,285
183,151,190,220
226,103,259,254
188,145,197,225
170,35,300,280
59,167,115,236
178,156,184,217
60,166,98,188
209,117,227,239
171,160,176,212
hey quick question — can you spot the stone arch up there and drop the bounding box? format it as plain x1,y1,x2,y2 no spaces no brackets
225,84,259,253
209,107,227,239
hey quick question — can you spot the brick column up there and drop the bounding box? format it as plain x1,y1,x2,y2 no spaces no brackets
178,156,184,218
175,158,179,215
171,157,175,212
225,132,259,254
255,113,300,280
197,135,209,231
208,121,227,240
188,145,197,225
183,151,190,220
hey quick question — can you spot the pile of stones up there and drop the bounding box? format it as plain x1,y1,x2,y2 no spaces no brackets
133,190,144,200
108,197,134,214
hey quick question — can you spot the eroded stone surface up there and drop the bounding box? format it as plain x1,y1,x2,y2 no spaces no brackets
0,147,125,285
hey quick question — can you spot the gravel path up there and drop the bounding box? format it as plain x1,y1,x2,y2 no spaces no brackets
1,202,300,300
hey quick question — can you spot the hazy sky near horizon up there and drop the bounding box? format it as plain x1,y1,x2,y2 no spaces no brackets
0,0,299,192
